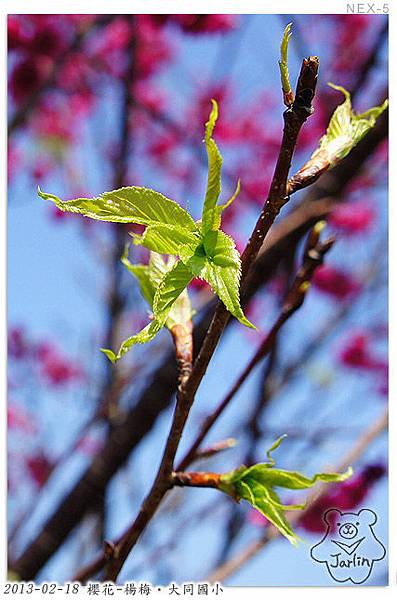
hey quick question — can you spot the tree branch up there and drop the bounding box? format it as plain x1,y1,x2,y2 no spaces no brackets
172,471,222,489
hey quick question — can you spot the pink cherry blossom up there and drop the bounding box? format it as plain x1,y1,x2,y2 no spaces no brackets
338,330,387,372
8,327,29,359
10,57,50,103
329,202,376,235
312,265,361,300
36,342,84,386
26,453,53,488
149,14,239,34
8,404,37,434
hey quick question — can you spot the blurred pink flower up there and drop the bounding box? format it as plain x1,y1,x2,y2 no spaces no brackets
30,101,75,143
8,404,37,434
8,327,29,359
135,18,174,79
134,80,168,114
37,342,84,386
28,24,65,57
190,278,209,291
329,202,376,235
32,158,54,182
248,509,268,527
26,453,53,488
60,53,94,96
150,14,239,34
10,57,50,103
77,435,103,456
148,130,180,161
8,15,31,50
49,206,69,221
8,143,21,181
330,15,374,76
338,331,386,372
313,265,361,299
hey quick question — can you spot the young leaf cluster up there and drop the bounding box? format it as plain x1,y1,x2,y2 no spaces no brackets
100,249,194,363
314,83,388,166
38,100,255,362
219,435,352,545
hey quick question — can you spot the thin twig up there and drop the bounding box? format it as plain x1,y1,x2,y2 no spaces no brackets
172,471,222,489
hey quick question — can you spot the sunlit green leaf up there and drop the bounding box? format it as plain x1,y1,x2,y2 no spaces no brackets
315,84,388,166
165,287,193,331
153,260,194,323
241,463,353,491
101,319,162,364
149,252,176,284
206,178,241,236
203,230,241,268
38,186,197,230
239,479,302,545
201,232,255,329
132,223,200,256
278,22,293,107
121,247,155,306
103,250,194,363
41,102,258,365
219,436,353,545
202,100,223,234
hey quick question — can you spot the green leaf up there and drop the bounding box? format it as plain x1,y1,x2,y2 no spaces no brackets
200,102,240,234
149,252,177,285
121,247,155,307
203,230,240,267
132,223,200,256
219,436,353,545
38,186,197,230
165,287,193,331
153,260,194,323
143,253,193,332
211,179,241,233
103,252,194,363
264,487,307,511
201,231,255,329
242,464,353,491
41,102,258,364
101,319,163,364
237,479,302,545
202,100,223,234
265,434,288,467
315,84,388,166
278,22,293,107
